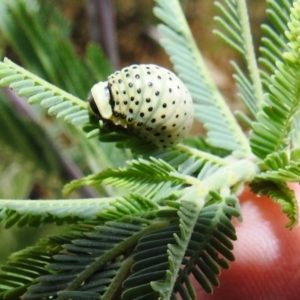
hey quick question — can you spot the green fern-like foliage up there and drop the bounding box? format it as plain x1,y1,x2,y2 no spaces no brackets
0,59,90,127
0,0,300,299
154,0,251,154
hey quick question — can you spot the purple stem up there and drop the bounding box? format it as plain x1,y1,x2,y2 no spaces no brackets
86,0,120,70
2,87,99,198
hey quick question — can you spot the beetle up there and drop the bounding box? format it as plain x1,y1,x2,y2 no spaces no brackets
88,64,194,148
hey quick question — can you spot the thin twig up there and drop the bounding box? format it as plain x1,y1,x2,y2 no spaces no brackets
2,87,98,198
86,0,120,70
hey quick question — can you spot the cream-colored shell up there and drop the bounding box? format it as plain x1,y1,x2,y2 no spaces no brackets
90,64,194,148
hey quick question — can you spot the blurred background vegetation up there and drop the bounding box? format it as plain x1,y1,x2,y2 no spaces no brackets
0,0,266,264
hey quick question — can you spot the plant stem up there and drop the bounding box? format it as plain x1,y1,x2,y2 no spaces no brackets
199,158,258,198
175,143,228,166
86,0,120,70
2,88,98,198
